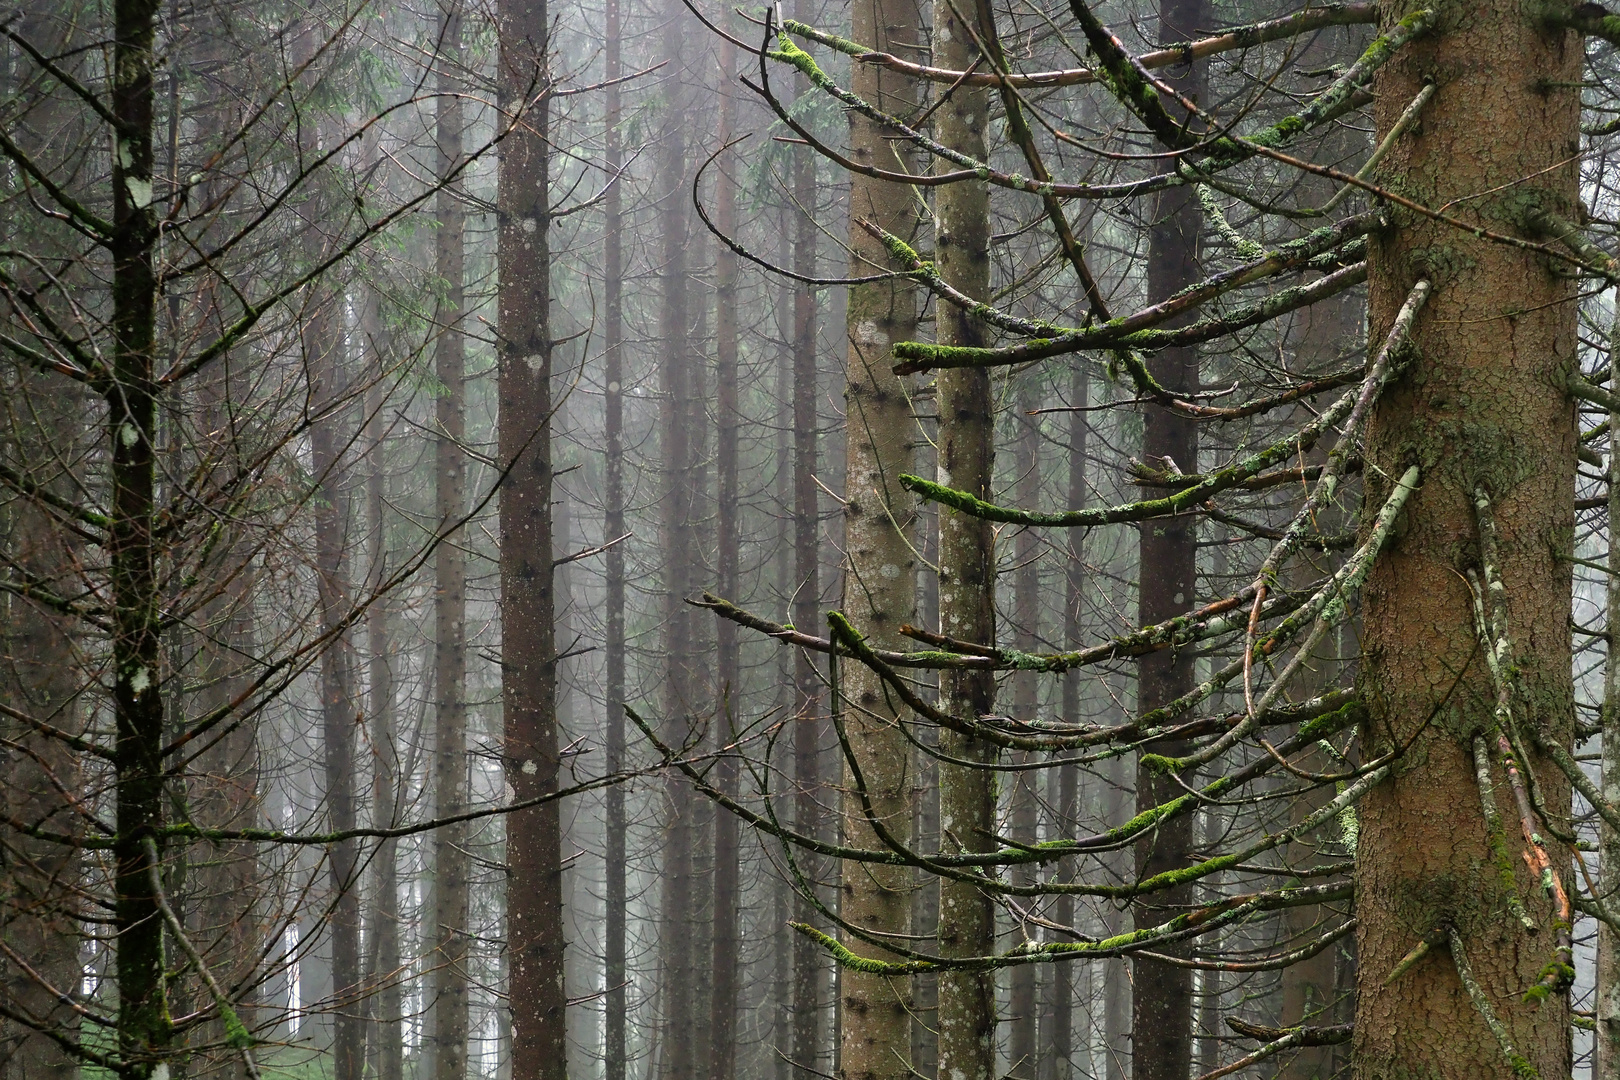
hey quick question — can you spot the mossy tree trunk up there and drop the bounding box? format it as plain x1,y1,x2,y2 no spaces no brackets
930,0,996,1076
1354,4,1581,1077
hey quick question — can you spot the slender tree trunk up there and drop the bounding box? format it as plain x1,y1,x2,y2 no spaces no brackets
366,320,404,1080
108,1,170,1073
1131,6,1205,1080
789,5,825,1069
930,0,996,1071
1008,388,1041,1080
1602,303,1620,1080
838,0,918,1072
1354,5,1579,1077
709,25,742,1080
496,0,567,1077
602,0,628,1074
658,5,700,1079
1045,369,1085,1080
774,212,797,1080
304,111,363,1080
431,9,471,1080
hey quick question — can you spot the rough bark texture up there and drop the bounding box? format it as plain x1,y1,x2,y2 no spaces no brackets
431,10,471,1078
1131,6,1205,1080
1354,4,1580,1079
838,0,919,1073
930,0,996,1077
496,0,568,1075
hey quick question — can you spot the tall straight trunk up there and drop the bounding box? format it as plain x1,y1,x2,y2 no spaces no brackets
1044,368,1085,1080
107,2,170,1075
1131,6,1205,1080
303,106,363,1080
708,27,742,1080
658,5,700,1079
838,0,918,1073
1354,5,1578,1077
602,0,628,1073
1602,305,1620,1080
789,1,825,1068
496,0,567,1076
431,9,471,1080
930,0,996,1073
774,212,797,1080
365,318,404,1080
1008,389,1041,1080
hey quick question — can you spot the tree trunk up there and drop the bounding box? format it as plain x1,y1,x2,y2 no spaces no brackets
496,0,567,1077
1008,385,1041,1080
431,8,471,1080
603,0,628,1073
1131,6,1205,1080
1354,5,1579,1078
709,26,742,1080
789,4,826,1069
1601,316,1620,1080
929,0,997,1075
838,0,918,1072
1045,367,1086,1080
303,100,363,1080
658,5,701,1079
365,321,404,1080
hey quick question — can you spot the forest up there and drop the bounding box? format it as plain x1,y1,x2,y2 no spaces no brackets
9,0,1620,1078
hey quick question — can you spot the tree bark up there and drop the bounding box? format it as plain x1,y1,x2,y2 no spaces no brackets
430,10,471,1080
929,0,996,1076
709,25,742,1080
1354,5,1580,1078
496,0,567,1077
838,0,919,1073
1045,367,1086,1080
602,0,628,1074
658,5,701,1079
1131,6,1205,1080
1009,386,1041,1080
789,2,826,1068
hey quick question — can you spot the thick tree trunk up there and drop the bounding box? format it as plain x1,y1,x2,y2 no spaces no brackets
838,0,918,1073
496,0,567,1077
1131,6,1205,1080
431,9,471,1080
929,0,996,1077
1354,5,1580,1078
